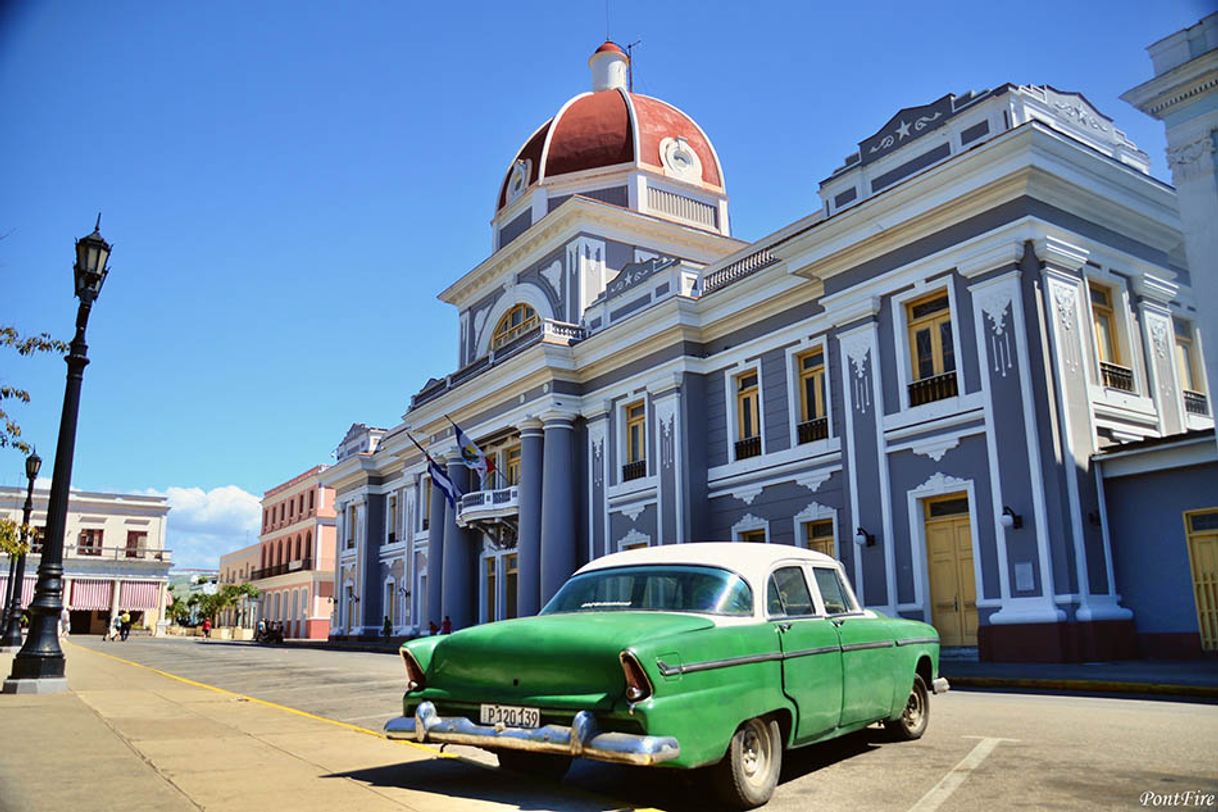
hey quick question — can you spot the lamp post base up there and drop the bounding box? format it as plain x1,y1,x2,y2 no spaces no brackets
2,677,68,694
0,645,22,654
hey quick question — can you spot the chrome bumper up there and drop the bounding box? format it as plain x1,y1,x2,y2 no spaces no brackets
384,701,680,766
932,677,950,694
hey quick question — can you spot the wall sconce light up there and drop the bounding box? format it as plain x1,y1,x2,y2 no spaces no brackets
1000,506,1023,530
327,596,336,604
853,527,875,547
352,595,360,603
399,586,411,598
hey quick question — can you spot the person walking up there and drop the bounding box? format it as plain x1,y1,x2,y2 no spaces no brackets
119,609,132,641
382,615,392,638
441,615,452,635
201,617,212,639
58,605,70,639
105,613,121,642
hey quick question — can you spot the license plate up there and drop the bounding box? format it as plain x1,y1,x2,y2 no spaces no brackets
480,703,541,728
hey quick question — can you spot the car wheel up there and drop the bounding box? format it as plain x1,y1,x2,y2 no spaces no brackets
496,750,571,781
885,674,930,741
711,716,782,810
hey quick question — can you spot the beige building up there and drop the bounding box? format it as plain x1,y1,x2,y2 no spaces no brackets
0,487,171,634
216,542,260,630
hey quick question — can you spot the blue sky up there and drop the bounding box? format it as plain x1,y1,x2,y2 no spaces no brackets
0,0,1208,567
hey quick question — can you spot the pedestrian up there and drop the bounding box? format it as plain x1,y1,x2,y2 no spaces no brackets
58,605,70,639
201,617,212,639
104,613,121,642
256,618,266,642
382,615,392,638
441,615,452,635
119,609,132,641
428,620,439,636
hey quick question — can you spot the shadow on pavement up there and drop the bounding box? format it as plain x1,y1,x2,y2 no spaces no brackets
327,757,625,812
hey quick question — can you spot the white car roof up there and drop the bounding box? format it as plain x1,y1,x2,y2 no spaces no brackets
576,541,841,592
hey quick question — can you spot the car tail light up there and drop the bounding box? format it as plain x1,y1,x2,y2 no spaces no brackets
619,650,653,703
401,649,426,692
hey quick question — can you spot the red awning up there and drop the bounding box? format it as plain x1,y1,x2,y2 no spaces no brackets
71,579,113,611
0,577,36,608
119,580,161,610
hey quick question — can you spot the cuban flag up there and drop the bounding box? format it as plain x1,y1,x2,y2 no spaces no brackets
448,416,495,490
428,458,462,510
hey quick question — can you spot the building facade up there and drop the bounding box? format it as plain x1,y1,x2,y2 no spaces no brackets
0,487,171,634
217,541,260,630
253,466,336,639
322,44,1213,659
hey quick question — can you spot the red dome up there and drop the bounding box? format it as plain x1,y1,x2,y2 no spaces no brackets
594,40,626,55
497,89,724,211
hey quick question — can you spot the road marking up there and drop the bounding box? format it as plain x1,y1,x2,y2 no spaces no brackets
907,736,1018,812
69,643,456,759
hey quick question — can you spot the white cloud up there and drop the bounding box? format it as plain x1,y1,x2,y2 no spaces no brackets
145,485,261,571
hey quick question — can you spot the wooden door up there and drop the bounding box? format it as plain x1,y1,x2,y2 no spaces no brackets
925,494,977,647
1185,509,1218,652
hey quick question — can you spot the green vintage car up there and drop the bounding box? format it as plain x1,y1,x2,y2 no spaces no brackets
385,542,948,809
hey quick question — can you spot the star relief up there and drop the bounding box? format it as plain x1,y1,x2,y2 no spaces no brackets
896,120,911,140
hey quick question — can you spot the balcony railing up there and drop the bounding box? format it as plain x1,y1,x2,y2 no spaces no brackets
23,545,172,563
908,370,958,407
622,460,647,482
703,248,780,295
1100,361,1135,393
797,417,829,444
412,319,586,409
456,486,520,527
252,558,312,580
1184,389,1210,416
735,435,762,460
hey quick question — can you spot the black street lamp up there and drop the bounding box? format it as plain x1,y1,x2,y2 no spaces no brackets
3,218,110,694
0,450,42,650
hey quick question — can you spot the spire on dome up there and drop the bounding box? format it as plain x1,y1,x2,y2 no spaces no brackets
589,40,629,92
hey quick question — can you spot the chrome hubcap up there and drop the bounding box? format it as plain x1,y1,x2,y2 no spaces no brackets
904,686,924,728
740,720,770,786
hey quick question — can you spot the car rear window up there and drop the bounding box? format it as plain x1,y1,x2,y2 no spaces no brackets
541,565,754,617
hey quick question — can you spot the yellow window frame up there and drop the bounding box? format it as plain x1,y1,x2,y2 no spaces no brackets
739,528,767,543
736,371,760,440
1175,330,1200,393
485,557,498,623
505,445,521,486
805,520,834,556
492,304,540,350
906,291,954,381
1089,283,1121,365
625,401,646,464
797,349,826,422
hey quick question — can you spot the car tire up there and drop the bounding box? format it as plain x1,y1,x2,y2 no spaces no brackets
496,750,571,782
885,674,930,741
711,716,782,810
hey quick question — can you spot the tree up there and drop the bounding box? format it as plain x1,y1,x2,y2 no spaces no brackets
197,583,262,624
1,325,69,455
0,516,29,557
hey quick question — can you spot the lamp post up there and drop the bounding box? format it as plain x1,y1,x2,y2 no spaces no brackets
1,451,42,651
3,218,110,694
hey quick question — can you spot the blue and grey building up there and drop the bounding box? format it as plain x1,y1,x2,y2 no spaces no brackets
322,43,1214,661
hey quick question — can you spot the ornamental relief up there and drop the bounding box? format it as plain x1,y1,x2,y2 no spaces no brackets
868,112,942,154
976,287,1015,378
653,396,677,470
839,332,872,414
1049,281,1081,375
1167,136,1215,182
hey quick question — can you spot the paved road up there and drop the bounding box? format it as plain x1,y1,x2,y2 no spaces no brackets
74,637,1218,811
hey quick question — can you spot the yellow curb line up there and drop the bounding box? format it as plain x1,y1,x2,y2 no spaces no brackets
68,642,457,758
947,675,1218,698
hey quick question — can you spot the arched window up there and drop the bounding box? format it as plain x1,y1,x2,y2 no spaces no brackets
277,540,284,566
295,535,302,561
492,304,539,350
306,531,312,561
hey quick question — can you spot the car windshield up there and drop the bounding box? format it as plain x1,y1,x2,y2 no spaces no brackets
541,565,754,617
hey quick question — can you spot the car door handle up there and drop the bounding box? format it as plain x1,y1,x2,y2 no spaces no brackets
830,617,845,627
776,622,792,633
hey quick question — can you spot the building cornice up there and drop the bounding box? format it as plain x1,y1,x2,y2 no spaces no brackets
1121,50,1218,119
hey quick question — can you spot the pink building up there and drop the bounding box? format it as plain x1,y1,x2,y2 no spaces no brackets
254,465,336,639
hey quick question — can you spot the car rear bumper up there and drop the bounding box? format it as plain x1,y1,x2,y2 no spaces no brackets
932,677,950,694
383,701,680,766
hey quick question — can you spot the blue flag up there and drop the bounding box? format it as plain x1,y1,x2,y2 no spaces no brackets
429,458,461,510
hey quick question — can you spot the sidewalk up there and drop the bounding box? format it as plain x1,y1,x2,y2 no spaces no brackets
0,645,633,812
941,658,1218,699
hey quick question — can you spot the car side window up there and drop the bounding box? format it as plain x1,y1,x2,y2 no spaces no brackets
767,566,815,617
813,567,852,615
